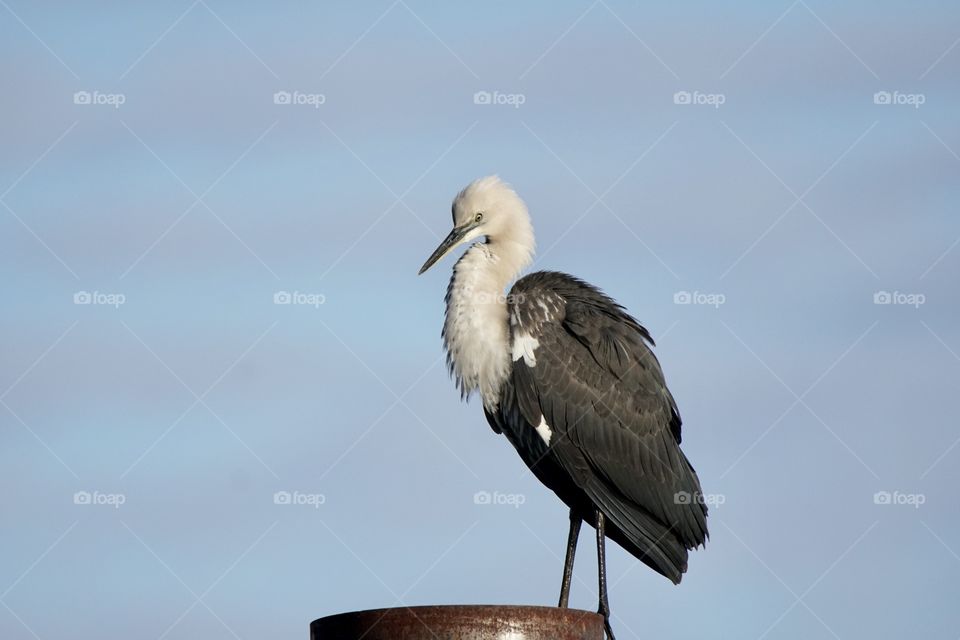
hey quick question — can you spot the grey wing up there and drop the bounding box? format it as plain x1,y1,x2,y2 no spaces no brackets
506,279,707,580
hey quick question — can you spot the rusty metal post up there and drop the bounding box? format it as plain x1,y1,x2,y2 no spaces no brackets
311,604,605,640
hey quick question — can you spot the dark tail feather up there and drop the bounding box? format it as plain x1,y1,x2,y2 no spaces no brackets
581,477,689,584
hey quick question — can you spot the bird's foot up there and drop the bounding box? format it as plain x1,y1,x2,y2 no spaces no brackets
598,605,615,640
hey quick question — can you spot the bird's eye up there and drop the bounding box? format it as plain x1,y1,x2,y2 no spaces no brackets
475,213,483,222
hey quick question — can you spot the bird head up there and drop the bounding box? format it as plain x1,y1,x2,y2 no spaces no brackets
419,175,534,275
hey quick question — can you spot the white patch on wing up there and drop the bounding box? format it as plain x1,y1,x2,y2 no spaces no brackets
537,299,553,319
511,332,539,366
535,415,552,445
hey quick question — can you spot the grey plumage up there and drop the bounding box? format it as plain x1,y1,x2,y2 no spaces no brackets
488,271,707,583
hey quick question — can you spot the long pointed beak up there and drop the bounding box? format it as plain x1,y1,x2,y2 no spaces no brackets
418,225,472,275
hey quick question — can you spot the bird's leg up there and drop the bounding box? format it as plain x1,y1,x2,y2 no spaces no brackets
558,510,582,608
596,510,616,640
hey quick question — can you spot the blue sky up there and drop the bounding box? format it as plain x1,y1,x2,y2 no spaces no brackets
1,1,959,638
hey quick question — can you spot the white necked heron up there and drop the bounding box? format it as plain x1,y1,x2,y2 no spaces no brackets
418,176,708,639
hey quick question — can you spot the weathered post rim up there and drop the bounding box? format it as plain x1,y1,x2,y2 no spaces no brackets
311,604,606,640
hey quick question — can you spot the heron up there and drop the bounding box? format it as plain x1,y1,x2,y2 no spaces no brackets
418,176,708,639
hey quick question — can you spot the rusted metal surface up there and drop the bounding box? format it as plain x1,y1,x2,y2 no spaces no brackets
311,604,604,640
